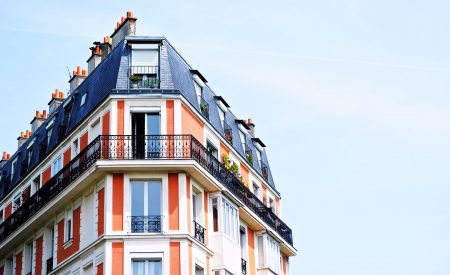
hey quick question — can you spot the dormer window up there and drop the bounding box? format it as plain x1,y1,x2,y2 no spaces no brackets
11,158,17,181
27,140,35,166
46,119,55,146
130,44,160,89
80,93,87,107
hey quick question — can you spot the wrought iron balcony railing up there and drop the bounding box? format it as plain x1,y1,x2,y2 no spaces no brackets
129,66,160,89
0,135,293,246
193,220,205,244
130,215,162,233
46,257,53,274
241,258,247,275
199,97,209,120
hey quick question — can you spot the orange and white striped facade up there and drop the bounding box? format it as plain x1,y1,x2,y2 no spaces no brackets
0,12,296,275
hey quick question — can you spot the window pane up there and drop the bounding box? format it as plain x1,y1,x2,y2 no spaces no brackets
132,182,145,216
147,181,161,216
148,260,162,275
146,114,160,135
132,260,145,274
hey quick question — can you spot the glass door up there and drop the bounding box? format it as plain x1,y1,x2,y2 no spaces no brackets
131,113,160,159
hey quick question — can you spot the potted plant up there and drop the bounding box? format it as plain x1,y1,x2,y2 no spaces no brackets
246,152,253,165
130,74,141,88
225,133,233,142
222,153,231,170
200,102,208,113
230,162,239,176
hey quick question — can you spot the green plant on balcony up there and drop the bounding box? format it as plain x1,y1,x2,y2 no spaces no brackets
230,162,239,177
246,152,253,165
200,102,208,113
222,153,231,170
130,74,141,82
225,132,233,142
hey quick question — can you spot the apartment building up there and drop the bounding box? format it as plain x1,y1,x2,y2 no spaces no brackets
0,12,296,275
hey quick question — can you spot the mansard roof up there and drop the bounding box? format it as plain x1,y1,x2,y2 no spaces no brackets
0,36,276,200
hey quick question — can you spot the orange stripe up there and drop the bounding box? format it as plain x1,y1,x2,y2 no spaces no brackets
112,242,124,275
186,176,192,234
168,173,179,230
206,256,211,275
203,192,209,245
98,188,105,236
282,255,287,275
63,148,71,166
247,226,256,275
15,251,22,275
102,111,110,135
117,100,124,135
166,100,174,135
188,243,193,275
220,142,230,156
112,174,124,231
170,242,181,275
35,236,43,275
240,163,250,187
42,166,51,185
97,263,104,275
80,132,89,151
181,103,204,141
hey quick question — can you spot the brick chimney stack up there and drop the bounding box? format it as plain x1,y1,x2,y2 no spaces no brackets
100,36,112,60
69,66,87,92
111,11,137,49
30,110,47,132
17,130,32,148
87,44,102,74
0,152,11,168
49,89,65,114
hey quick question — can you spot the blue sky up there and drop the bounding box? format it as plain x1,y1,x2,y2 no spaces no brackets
1,1,450,274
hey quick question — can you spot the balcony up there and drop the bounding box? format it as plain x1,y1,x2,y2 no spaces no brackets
199,97,209,120
260,161,269,181
223,121,233,144
129,66,160,89
130,215,162,233
244,144,253,165
193,220,205,244
241,258,247,275
0,135,293,246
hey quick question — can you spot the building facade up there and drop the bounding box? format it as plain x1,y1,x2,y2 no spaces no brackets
0,12,296,275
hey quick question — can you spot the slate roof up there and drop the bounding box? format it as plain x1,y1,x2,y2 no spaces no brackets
0,37,276,200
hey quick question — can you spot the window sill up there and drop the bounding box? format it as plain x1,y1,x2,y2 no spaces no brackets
63,238,73,249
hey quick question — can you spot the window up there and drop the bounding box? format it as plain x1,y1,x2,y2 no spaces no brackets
192,188,203,224
206,140,218,158
91,119,101,141
33,175,41,194
11,159,17,181
257,235,264,267
0,209,3,224
195,265,204,275
46,126,53,146
194,81,203,106
131,181,162,233
267,235,281,273
52,156,62,176
253,183,261,201
65,209,73,242
212,198,219,232
13,194,21,211
25,241,33,274
132,259,162,275
218,108,226,128
239,130,246,148
27,144,34,166
269,198,275,213
72,139,79,156
240,226,247,260
80,93,87,107
222,198,239,242
256,149,262,165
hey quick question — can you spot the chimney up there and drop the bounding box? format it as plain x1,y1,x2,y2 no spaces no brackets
69,66,87,92
87,44,102,74
17,130,32,148
49,89,65,114
247,119,256,137
0,152,11,168
30,110,47,132
100,36,112,60
111,11,137,49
